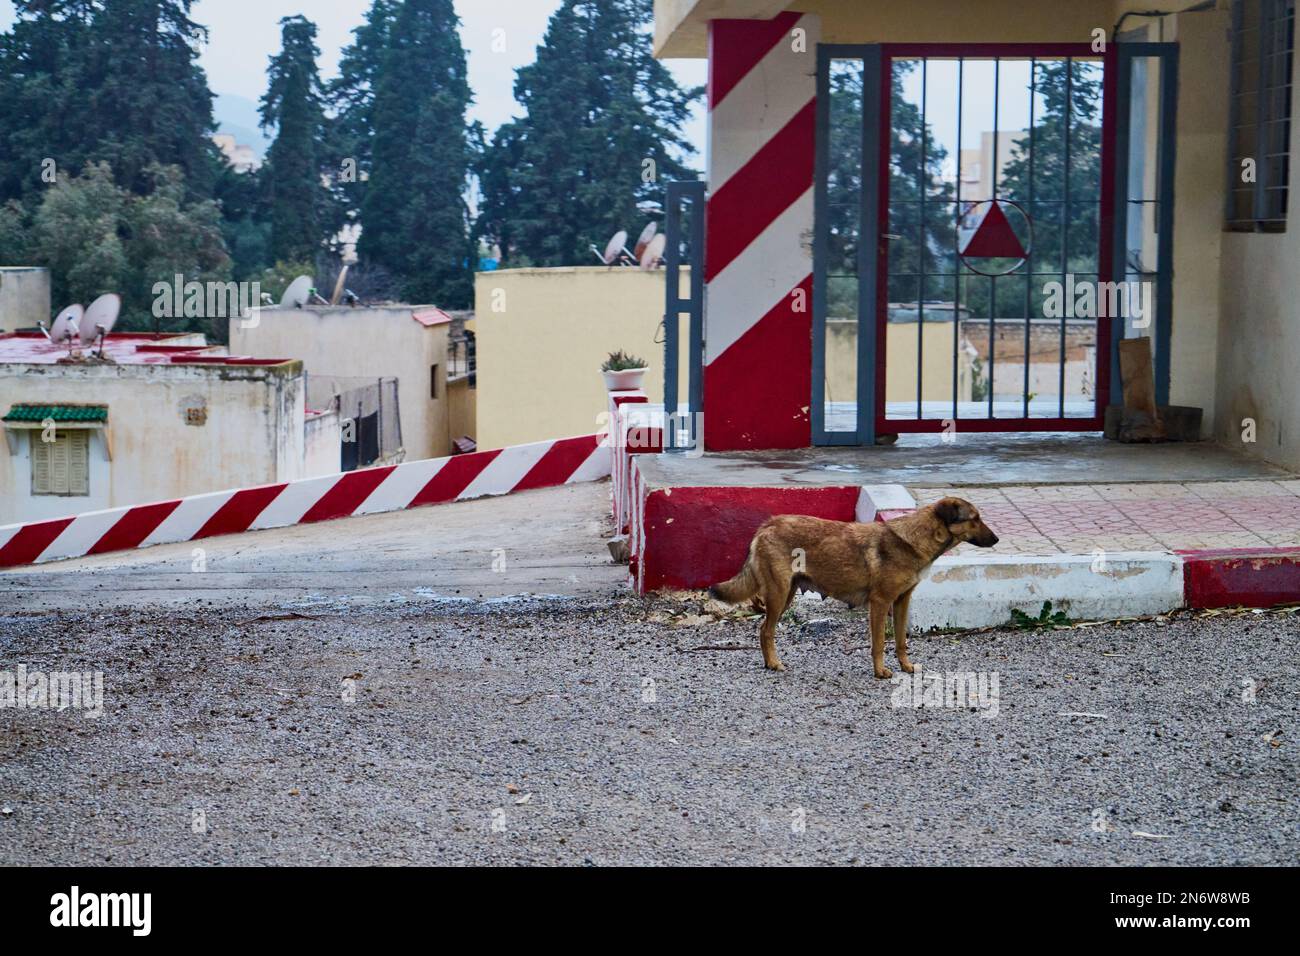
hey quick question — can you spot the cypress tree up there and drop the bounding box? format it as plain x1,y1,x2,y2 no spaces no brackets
261,15,328,265
478,0,701,267
358,0,474,307
330,0,400,202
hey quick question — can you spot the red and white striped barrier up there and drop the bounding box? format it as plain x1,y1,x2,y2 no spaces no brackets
607,389,664,535
704,11,818,450
0,433,610,569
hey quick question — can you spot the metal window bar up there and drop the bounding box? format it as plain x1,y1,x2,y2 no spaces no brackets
990,57,1000,419
1059,58,1074,418
1023,59,1037,418
953,57,963,422
1255,0,1274,220
917,59,927,418
1228,0,1295,229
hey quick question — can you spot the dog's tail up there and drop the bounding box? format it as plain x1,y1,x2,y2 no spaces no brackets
708,546,760,604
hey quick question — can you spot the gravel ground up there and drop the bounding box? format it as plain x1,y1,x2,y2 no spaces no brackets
0,596,1295,865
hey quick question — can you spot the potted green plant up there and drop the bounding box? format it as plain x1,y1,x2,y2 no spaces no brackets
601,350,649,391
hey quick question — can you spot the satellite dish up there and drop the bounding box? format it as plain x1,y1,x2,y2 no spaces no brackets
639,233,667,271
280,275,314,308
602,230,628,266
49,305,84,348
633,222,658,260
80,294,120,349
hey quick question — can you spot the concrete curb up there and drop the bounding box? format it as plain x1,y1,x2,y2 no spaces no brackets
624,465,1300,622
913,551,1185,631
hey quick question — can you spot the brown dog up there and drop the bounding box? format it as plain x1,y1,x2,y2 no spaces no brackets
708,497,998,677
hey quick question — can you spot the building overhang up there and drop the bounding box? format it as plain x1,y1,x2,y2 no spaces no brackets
654,0,793,57
654,0,1207,58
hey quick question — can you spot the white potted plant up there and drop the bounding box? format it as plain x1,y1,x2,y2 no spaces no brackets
601,350,649,391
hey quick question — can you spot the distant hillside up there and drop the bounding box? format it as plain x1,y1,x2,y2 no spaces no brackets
213,92,273,159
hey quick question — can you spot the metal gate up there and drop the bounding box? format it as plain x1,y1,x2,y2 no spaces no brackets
813,42,1177,443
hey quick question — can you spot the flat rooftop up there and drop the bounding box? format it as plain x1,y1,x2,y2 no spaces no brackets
0,332,291,367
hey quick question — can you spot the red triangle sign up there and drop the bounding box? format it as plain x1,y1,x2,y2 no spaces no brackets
961,201,1026,259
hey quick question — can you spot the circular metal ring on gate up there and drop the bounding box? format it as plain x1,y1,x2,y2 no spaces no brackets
956,199,1034,278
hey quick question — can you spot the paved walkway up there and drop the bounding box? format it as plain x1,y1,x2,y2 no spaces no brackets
912,479,1300,555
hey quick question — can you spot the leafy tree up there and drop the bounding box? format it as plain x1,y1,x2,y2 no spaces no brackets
825,62,955,317
329,0,400,216
261,15,330,264
26,162,230,334
0,201,31,265
213,163,271,282
477,0,702,267
0,1,220,203
127,164,231,334
27,162,132,314
359,0,475,306
72,0,223,199
0,1,96,204
999,59,1104,319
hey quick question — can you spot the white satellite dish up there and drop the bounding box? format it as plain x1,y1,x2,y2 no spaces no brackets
633,222,658,260
80,293,121,350
639,232,667,271
280,275,314,308
602,230,629,266
49,305,84,348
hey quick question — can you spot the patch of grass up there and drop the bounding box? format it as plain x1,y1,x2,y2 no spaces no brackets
1009,601,1072,630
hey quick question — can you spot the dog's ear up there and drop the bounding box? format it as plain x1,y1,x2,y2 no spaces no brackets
934,497,974,525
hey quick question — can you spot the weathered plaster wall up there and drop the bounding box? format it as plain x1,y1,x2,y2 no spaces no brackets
0,360,304,523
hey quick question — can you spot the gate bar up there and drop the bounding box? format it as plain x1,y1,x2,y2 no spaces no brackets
663,179,706,450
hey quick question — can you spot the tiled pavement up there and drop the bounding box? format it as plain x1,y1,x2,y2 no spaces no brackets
910,480,1300,555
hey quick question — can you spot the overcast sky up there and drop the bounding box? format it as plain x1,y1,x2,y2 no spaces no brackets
0,0,707,151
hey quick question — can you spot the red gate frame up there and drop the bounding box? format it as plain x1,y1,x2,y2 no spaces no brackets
874,43,1115,434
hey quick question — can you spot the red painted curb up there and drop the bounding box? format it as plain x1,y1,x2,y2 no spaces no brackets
1178,546,1300,609
638,484,859,591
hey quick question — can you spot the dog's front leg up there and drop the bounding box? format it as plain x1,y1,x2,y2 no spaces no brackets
893,587,916,674
869,597,892,679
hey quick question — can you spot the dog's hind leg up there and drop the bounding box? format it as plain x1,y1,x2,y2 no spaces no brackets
758,588,787,672
868,597,893,679
893,586,916,674
782,581,799,614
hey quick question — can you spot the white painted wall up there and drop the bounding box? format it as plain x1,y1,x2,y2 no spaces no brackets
304,408,342,477
1165,10,1229,438
0,360,306,523
230,306,450,460
0,268,51,331
6,429,111,521
1209,10,1300,469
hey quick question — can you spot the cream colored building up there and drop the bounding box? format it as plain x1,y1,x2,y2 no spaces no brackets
473,267,691,449
0,332,332,524
230,305,467,461
474,266,979,447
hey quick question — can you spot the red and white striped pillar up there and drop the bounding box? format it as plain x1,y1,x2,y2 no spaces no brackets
704,11,819,450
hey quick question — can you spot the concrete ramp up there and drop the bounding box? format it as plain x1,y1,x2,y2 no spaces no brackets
0,482,626,611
